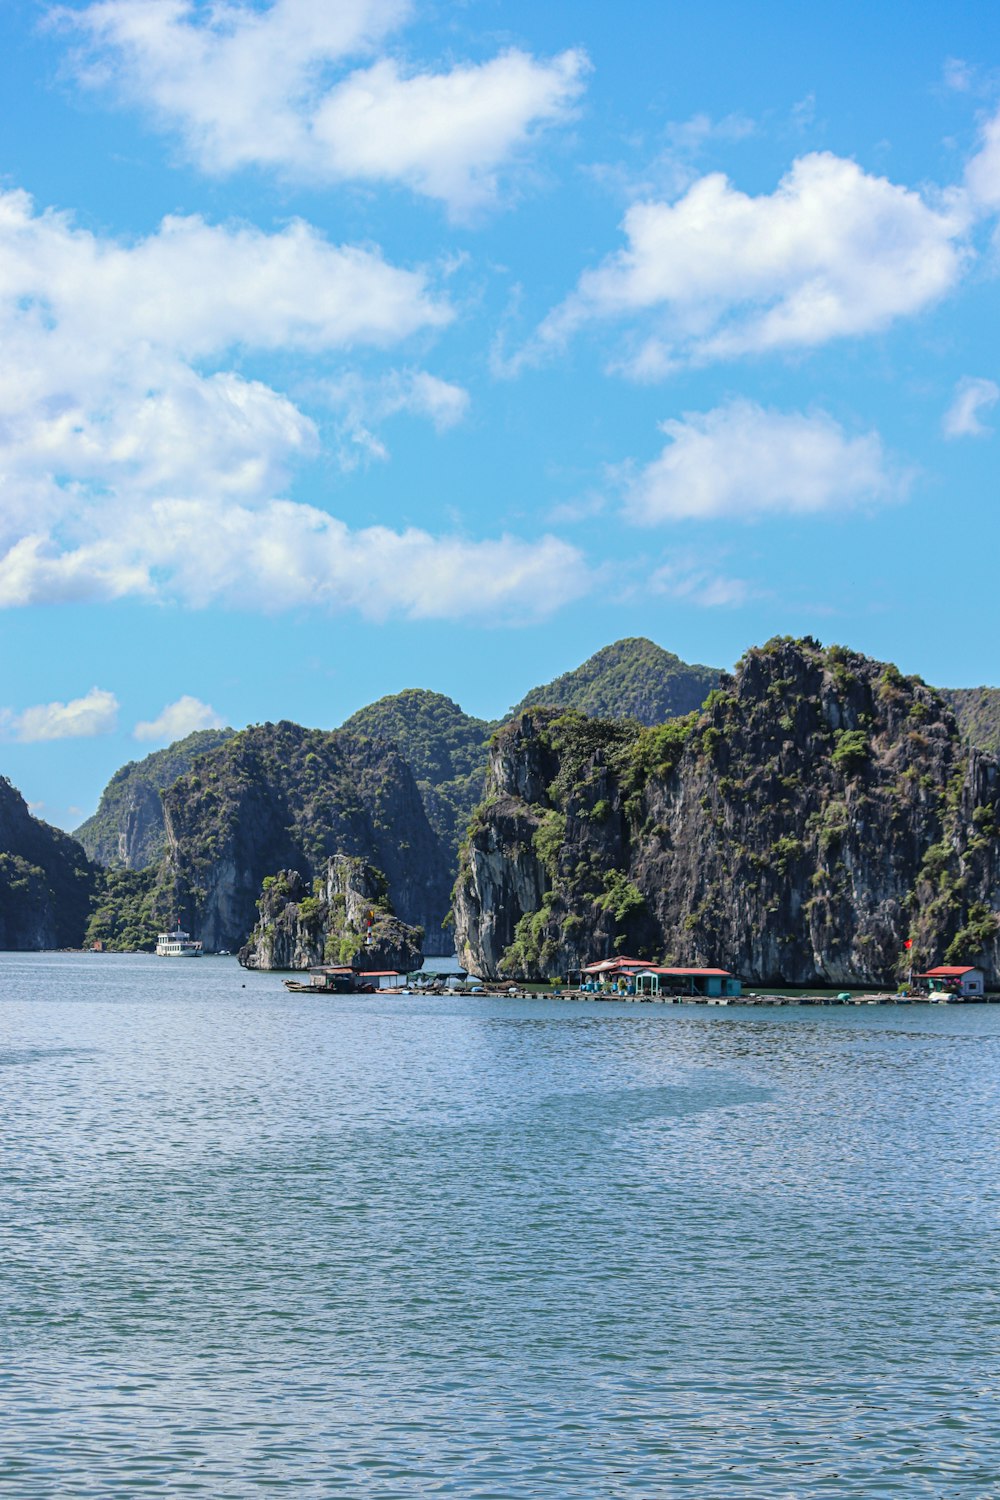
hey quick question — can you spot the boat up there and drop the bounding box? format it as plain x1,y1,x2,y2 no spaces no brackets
155,927,203,957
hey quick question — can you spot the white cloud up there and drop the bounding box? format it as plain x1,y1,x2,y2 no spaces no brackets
1,687,119,741
943,376,1000,438
622,400,902,524
311,51,587,214
531,152,968,373
0,188,450,542
0,185,578,624
965,107,1000,211
649,557,754,607
324,367,470,467
134,696,225,744
0,499,585,622
58,0,587,216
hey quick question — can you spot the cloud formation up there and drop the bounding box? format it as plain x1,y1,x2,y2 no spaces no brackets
0,187,450,545
324,368,470,467
58,0,587,216
1,687,119,741
531,152,968,374
648,557,753,607
965,107,1000,211
622,400,902,524
943,376,1000,438
0,187,575,623
0,501,585,622
134,696,225,743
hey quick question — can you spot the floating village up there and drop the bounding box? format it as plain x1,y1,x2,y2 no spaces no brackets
277,954,993,1007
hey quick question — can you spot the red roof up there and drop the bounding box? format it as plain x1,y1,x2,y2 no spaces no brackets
359,970,403,978
583,956,646,972
589,963,734,978
917,966,979,978
654,968,734,977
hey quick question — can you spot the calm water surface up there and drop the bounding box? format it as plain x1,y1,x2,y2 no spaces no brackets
1,953,998,1497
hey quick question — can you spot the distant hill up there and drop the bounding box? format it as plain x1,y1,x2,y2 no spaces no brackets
509,638,721,725
340,689,490,857
75,728,234,869
940,687,1000,760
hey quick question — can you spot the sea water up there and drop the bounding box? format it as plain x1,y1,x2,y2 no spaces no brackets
1,952,998,1497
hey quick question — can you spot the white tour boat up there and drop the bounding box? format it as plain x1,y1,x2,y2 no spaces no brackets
155,927,204,957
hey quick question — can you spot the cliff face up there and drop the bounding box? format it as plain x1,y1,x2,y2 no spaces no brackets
75,728,234,869
238,856,424,972
454,639,1000,986
0,777,96,949
157,721,452,955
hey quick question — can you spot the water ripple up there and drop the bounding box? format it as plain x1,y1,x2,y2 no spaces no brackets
1,955,999,1495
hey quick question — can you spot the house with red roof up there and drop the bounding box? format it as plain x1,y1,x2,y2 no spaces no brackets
916,965,985,999
577,957,741,998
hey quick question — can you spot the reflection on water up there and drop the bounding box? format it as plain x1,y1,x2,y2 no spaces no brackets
1,953,998,1496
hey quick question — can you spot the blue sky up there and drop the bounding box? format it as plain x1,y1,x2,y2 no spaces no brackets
1,0,998,829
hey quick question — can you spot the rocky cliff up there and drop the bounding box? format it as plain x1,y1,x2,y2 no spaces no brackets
75,728,234,869
238,855,424,971
156,721,452,955
454,638,1000,986
0,777,96,948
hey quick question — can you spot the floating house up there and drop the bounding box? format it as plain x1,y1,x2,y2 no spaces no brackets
916,965,985,999
575,957,742,998
358,970,406,990
408,956,470,985
304,966,357,992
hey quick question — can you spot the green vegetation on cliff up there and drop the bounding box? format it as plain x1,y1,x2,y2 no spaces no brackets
340,689,490,856
455,637,1000,987
75,728,234,870
509,638,720,726
239,855,424,971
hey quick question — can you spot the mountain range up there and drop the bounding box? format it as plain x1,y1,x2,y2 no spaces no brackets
2,636,998,983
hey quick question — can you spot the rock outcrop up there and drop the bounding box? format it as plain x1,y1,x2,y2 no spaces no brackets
238,855,424,972
0,777,96,948
454,638,1000,986
157,721,452,955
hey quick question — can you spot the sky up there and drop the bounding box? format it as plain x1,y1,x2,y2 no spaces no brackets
1,0,999,829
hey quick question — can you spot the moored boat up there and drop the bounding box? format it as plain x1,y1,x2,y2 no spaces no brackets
156,927,203,957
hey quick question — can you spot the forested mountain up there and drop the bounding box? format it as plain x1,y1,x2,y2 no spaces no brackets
509,638,720,724
454,638,1000,987
11,636,998,974
74,728,233,869
74,641,721,886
